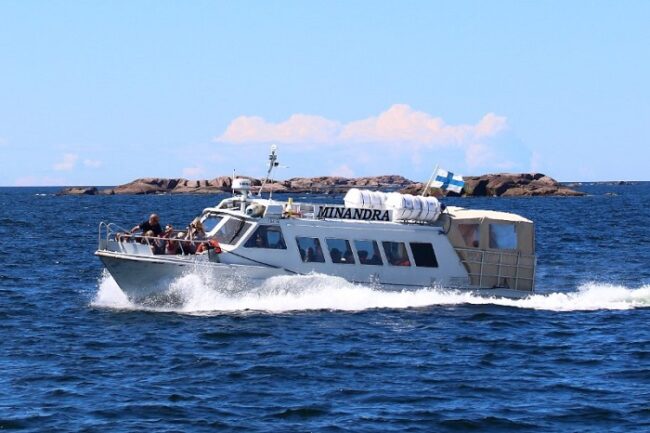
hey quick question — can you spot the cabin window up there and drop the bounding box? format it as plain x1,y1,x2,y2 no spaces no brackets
296,237,325,263
244,225,287,249
458,223,480,248
326,239,355,264
354,240,383,265
202,214,223,234
382,241,411,266
215,217,252,245
489,224,517,249
410,243,438,267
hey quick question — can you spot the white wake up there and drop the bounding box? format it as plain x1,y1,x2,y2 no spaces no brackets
91,270,650,313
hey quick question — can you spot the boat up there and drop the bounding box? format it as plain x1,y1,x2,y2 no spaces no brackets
96,147,536,301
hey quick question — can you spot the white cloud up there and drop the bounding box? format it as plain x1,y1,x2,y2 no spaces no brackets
340,104,471,145
216,104,507,148
218,114,341,144
215,104,525,176
83,159,103,168
53,153,79,171
182,166,205,178
474,112,508,138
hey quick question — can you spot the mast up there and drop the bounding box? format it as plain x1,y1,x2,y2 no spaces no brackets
420,164,439,196
258,144,280,198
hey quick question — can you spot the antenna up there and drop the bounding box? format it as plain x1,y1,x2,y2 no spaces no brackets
258,144,280,198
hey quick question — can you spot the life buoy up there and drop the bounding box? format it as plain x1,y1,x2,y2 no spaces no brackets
209,239,222,254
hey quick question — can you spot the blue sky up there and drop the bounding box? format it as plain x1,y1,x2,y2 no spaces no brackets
1,1,648,185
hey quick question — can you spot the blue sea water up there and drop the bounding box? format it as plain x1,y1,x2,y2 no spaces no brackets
1,184,649,432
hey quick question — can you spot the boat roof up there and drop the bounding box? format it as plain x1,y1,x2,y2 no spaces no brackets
445,206,532,223
202,198,532,225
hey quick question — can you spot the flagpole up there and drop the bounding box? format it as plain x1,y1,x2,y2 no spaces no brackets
420,164,439,196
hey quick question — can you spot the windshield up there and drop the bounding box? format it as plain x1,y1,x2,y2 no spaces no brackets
215,217,252,244
201,214,223,234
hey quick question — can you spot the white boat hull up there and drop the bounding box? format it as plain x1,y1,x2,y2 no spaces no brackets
96,250,531,301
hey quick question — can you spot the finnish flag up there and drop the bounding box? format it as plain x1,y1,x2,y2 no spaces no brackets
430,168,465,193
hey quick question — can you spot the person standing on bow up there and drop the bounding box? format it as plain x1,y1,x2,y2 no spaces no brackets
131,213,163,236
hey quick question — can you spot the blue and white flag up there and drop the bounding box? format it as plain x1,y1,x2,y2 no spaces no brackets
430,168,465,193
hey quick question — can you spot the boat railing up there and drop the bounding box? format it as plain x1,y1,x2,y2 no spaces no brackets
98,222,130,249
454,247,536,291
97,222,216,256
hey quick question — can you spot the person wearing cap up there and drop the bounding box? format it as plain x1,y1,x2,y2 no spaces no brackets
131,213,163,236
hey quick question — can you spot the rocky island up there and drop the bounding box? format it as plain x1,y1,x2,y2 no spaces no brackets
59,173,585,197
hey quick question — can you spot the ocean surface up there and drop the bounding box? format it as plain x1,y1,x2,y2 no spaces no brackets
1,183,649,432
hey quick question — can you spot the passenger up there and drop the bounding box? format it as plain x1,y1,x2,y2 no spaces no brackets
166,232,185,255
141,230,155,245
188,218,206,240
181,239,195,255
152,225,174,255
306,247,315,262
343,250,354,264
254,233,267,248
186,218,207,254
330,248,342,263
131,213,163,236
162,224,174,238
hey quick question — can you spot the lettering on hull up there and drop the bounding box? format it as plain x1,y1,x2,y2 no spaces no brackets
316,206,391,221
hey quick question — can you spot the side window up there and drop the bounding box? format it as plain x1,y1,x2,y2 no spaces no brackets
244,225,287,249
202,214,223,234
489,224,517,249
354,240,383,265
296,237,325,263
410,243,438,267
458,223,480,248
215,217,252,244
382,241,411,266
326,239,355,264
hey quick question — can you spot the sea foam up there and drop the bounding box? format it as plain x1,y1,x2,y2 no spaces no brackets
92,269,650,313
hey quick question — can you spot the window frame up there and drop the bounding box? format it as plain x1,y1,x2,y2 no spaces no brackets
202,213,224,236
214,216,253,245
489,223,518,250
244,224,287,249
353,239,384,266
381,241,412,267
409,242,439,268
325,238,356,265
295,236,326,263
458,223,481,248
